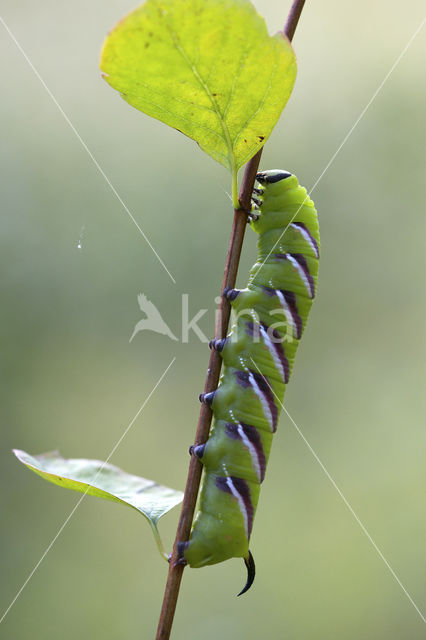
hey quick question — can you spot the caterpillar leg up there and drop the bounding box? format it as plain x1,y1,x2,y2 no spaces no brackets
189,444,206,459
222,287,240,301
199,391,216,406
175,542,188,567
209,338,227,352
237,550,256,596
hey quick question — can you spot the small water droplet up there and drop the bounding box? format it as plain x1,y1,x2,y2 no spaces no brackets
77,225,85,250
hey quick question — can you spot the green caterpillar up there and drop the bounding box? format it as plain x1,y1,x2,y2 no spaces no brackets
179,170,320,594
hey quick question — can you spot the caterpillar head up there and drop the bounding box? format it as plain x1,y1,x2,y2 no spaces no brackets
256,169,292,184
257,169,299,191
251,170,300,233
255,169,298,198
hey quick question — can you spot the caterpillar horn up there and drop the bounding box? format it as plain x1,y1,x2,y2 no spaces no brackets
238,550,256,596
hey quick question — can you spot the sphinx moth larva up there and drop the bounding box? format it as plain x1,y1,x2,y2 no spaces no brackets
179,170,320,594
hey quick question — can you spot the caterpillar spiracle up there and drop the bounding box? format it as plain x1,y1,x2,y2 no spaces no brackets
178,170,320,594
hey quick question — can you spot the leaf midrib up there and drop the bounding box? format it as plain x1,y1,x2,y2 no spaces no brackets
163,14,236,173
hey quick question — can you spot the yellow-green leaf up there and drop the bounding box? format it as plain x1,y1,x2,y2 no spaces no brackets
14,449,183,559
100,0,296,178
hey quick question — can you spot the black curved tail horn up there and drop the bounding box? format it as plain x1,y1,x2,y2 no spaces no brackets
237,550,255,596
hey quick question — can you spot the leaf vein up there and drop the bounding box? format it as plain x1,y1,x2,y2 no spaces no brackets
232,48,280,152
112,74,218,116
159,9,235,172
222,43,251,119
123,91,228,162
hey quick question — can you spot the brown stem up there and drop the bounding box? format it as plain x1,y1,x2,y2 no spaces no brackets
283,0,306,41
155,2,307,638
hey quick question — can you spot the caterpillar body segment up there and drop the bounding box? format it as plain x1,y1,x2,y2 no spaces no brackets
181,170,320,592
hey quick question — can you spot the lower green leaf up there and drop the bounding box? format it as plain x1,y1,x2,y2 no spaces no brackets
13,449,183,560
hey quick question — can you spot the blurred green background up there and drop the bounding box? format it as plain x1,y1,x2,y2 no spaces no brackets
1,1,425,638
